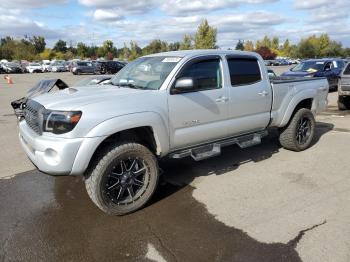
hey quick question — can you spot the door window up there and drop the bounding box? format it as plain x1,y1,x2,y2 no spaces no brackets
227,58,261,86
177,58,222,91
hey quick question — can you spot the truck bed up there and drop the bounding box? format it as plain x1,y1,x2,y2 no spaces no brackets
269,76,329,127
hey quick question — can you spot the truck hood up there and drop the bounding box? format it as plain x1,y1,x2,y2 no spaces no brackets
33,85,146,110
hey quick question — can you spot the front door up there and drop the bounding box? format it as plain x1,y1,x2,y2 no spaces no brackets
168,56,229,149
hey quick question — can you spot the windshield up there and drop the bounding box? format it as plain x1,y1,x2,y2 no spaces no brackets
30,63,40,66
7,62,18,67
291,61,325,73
111,56,181,90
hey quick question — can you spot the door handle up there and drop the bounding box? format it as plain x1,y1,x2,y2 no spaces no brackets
215,96,229,103
319,87,328,91
258,91,268,97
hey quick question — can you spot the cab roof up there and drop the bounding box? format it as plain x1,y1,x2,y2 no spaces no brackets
146,49,261,59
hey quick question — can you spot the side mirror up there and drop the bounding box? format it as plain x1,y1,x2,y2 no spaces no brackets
172,77,195,94
325,67,331,71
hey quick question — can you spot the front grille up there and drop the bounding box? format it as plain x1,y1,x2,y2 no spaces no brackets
24,100,44,135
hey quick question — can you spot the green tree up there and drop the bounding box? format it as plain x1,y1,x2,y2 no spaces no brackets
281,39,291,57
129,41,142,60
168,42,180,51
297,38,317,58
271,37,279,51
179,34,193,50
235,40,244,51
322,41,344,57
243,40,254,51
119,43,131,61
143,39,168,55
31,36,46,54
53,40,67,53
261,36,272,48
76,42,88,58
97,40,117,59
194,19,217,49
87,46,98,59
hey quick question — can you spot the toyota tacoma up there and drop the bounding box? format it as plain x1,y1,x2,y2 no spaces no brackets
17,50,329,215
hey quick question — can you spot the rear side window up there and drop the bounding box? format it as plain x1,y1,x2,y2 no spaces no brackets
179,59,222,90
344,64,350,75
227,58,261,86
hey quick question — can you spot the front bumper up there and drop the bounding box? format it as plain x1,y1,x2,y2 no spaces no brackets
19,120,84,175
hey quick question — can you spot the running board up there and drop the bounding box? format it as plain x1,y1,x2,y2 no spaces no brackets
170,131,268,161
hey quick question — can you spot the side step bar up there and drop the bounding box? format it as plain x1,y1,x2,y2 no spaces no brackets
170,130,268,161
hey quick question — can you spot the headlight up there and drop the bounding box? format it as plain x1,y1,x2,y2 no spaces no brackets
42,110,82,134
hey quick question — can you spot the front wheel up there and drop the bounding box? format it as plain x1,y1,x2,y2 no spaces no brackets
279,108,315,151
85,143,159,215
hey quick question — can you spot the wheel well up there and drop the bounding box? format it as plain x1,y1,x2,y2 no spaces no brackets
281,98,313,128
293,98,313,114
85,126,158,176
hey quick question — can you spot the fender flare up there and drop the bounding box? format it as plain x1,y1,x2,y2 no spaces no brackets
70,112,169,175
279,89,317,127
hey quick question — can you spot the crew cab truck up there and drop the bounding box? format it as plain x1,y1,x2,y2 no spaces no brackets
18,50,329,215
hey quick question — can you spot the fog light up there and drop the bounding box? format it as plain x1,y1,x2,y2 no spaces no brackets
44,148,60,165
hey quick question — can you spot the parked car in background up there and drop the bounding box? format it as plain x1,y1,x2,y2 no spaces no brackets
338,62,350,110
96,61,125,74
2,62,23,73
71,61,96,75
281,58,345,91
265,60,280,66
26,63,43,73
42,60,51,72
48,61,67,72
277,59,291,65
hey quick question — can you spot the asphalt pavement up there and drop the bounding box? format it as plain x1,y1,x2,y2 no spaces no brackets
0,69,350,262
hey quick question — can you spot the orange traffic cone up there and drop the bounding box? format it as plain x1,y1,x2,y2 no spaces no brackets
4,75,13,84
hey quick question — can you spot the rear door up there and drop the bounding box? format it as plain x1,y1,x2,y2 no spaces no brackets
225,56,272,136
168,56,229,149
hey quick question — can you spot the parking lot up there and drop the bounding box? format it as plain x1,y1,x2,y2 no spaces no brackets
1,68,350,261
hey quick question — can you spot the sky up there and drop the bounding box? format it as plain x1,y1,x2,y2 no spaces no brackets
1,0,350,49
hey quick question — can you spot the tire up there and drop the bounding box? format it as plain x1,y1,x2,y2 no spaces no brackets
279,108,315,152
85,142,159,215
338,96,350,110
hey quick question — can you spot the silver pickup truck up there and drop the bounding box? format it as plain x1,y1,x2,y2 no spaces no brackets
18,50,329,215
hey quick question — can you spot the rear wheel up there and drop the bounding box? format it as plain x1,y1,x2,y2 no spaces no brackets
85,142,159,215
279,108,315,151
